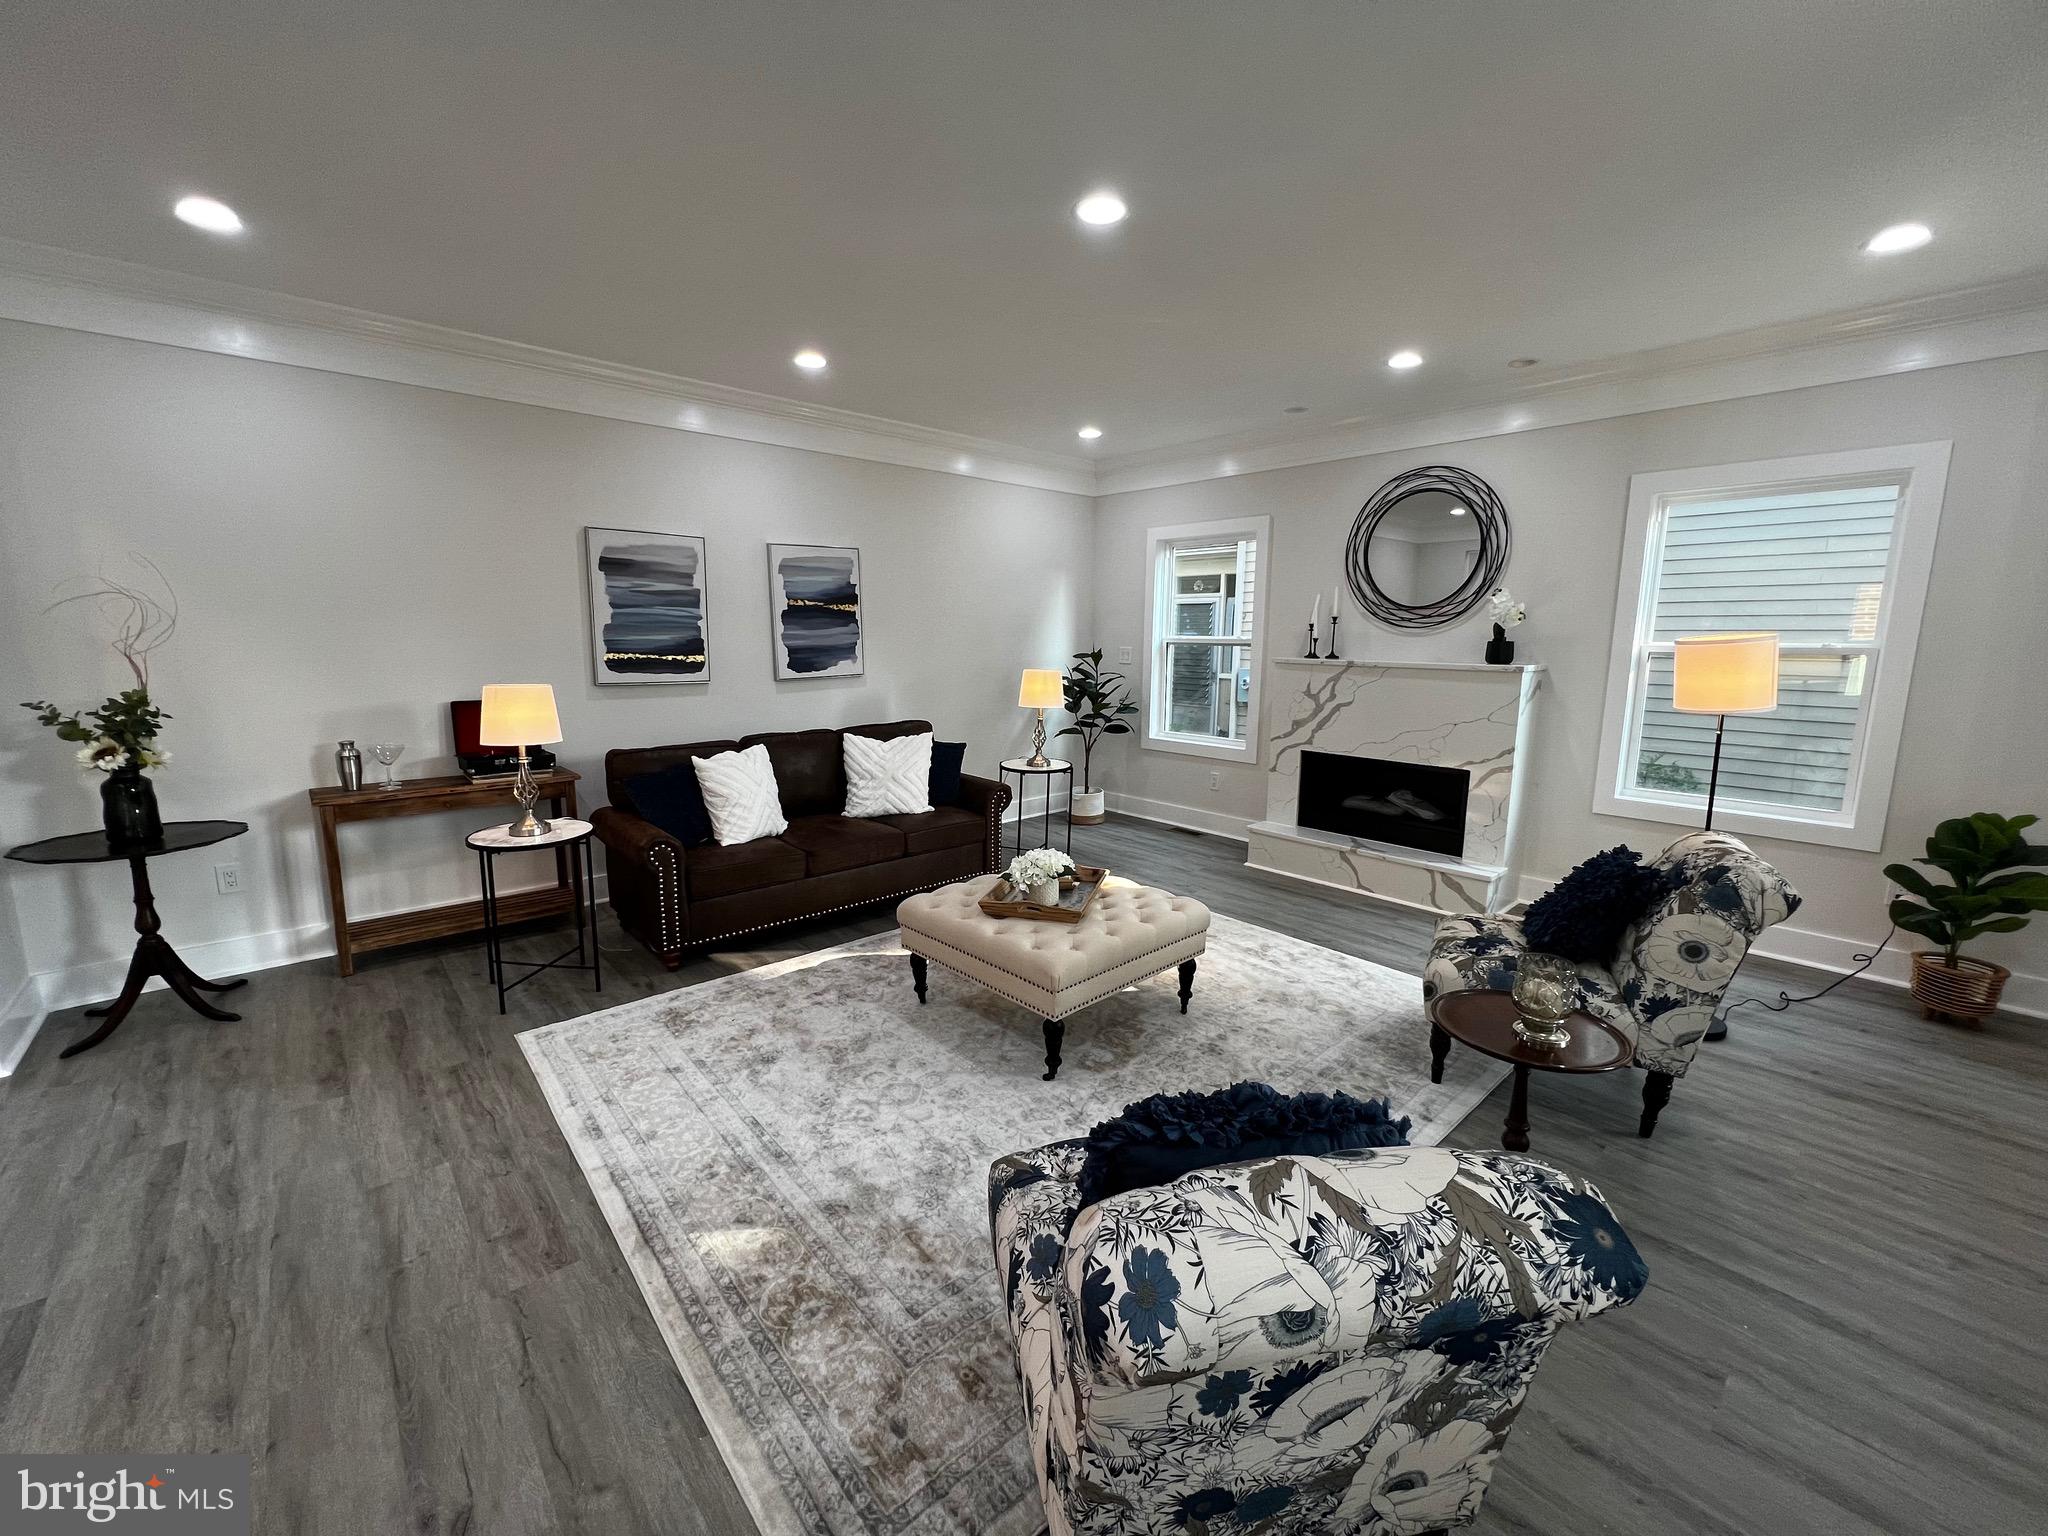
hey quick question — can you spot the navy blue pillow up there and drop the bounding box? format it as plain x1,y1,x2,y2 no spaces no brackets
928,740,967,806
625,764,713,849
1078,1081,1411,1209
1522,845,1680,963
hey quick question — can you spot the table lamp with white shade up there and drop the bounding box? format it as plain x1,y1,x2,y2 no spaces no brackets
1671,632,1779,832
478,683,563,837
1018,668,1064,768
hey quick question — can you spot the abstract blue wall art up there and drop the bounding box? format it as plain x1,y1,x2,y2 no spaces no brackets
584,527,711,685
767,543,865,679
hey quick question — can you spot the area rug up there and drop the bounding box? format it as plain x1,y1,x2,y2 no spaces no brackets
519,916,1507,1536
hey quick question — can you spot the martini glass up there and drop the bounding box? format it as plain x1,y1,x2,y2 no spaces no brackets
369,742,406,789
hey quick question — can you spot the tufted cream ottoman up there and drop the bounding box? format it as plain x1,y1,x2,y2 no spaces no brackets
895,875,1211,1079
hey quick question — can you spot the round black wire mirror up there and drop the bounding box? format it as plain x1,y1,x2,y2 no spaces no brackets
1343,465,1509,629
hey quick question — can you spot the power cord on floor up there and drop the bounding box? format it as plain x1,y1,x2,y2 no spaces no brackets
1719,923,1896,1018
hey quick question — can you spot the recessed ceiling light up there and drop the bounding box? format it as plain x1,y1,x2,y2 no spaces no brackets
792,349,828,372
1283,405,1309,415
1077,425,1103,441
1074,190,1128,227
1387,350,1424,370
172,195,242,234
1508,357,1539,369
1448,506,1467,516
1864,222,1932,255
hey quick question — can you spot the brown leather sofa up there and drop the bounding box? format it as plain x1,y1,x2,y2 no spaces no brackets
592,719,1011,967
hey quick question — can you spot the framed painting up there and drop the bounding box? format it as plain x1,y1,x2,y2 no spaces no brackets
766,543,864,679
584,527,710,685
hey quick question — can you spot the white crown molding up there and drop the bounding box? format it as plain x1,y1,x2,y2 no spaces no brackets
0,237,1096,497
6,235,2048,504
1096,273,2048,495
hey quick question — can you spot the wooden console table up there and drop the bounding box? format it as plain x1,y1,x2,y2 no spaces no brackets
309,771,580,976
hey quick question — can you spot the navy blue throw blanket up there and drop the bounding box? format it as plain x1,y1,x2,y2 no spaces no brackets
1077,1080,1411,1208
1521,845,1681,963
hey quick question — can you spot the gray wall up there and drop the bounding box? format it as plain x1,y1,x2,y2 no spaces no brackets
1092,353,2048,998
0,321,1094,1002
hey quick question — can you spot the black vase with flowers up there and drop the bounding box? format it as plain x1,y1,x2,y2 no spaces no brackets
99,765,165,847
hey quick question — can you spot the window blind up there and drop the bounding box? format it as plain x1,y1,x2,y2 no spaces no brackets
1632,482,1899,813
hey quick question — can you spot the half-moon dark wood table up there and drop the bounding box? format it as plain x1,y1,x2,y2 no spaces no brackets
1429,988,1633,1151
5,820,250,1059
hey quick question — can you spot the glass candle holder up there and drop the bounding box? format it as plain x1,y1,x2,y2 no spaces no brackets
1511,952,1581,1049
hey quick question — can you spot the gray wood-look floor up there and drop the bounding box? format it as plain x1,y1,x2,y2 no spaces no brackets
1,814,2042,1535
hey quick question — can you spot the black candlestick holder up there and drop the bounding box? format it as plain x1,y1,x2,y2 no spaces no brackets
1322,614,1341,660
1303,622,1319,658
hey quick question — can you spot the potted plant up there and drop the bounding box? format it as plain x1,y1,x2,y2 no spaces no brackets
1885,812,2048,1023
1058,649,1137,825
20,560,178,847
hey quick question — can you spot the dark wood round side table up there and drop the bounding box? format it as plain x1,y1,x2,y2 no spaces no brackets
1429,989,1632,1151
5,820,250,1059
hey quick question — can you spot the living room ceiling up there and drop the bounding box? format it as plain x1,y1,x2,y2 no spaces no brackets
3,0,2045,466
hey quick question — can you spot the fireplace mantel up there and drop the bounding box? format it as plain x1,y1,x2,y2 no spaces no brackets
1246,658,1543,915
1272,657,1547,675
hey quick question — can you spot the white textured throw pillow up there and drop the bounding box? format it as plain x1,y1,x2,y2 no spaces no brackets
843,731,934,817
691,744,789,845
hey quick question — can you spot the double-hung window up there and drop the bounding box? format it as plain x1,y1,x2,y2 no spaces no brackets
1142,516,1271,763
1594,443,1949,850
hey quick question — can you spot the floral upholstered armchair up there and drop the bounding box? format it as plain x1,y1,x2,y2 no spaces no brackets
1423,831,1799,1136
989,1141,1645,1536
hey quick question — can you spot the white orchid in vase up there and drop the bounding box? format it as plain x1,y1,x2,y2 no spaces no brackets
1005,847,1076,904
1484,587,1526,664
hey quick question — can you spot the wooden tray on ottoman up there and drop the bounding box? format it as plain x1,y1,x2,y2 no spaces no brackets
978,865,1111,923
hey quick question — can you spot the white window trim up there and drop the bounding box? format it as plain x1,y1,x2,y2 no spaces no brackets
1592,441,1950,852
1140,515,1273,765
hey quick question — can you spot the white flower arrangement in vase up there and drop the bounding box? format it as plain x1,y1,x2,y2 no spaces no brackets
1005,847,1076,905
1485,587,1526,663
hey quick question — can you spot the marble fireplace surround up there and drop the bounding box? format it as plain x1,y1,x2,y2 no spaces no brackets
1247,659,1544,914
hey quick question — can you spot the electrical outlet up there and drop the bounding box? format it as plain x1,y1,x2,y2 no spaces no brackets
1208,770,1220,791
214,862,241,894
1117,646,1134,665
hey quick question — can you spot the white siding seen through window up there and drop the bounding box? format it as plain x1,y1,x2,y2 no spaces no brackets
1632,483,1898,814
1142,517,1272,765
1596,443,1949,851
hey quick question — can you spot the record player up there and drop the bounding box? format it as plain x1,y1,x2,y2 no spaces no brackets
451,699,557,780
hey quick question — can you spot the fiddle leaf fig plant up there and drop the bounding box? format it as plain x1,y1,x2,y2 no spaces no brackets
1884,813,2048,967
1056,649,1138,793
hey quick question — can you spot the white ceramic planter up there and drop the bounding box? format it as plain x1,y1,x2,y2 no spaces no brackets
1028,878,1062,906
1072,788,1107,824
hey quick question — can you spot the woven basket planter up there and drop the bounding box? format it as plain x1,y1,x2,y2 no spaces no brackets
1909,952,2010,1022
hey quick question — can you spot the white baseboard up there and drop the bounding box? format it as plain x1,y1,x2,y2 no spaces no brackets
1111,799,2048,1022
33,919,338,1017
28,874,611,1020
1508,877,2048,1020
1105,792,1252,843
0,976,46,1077
1002,786,1072,829
1742,920,2045,1020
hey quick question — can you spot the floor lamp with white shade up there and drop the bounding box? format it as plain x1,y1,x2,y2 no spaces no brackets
1671,631,1779,1039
